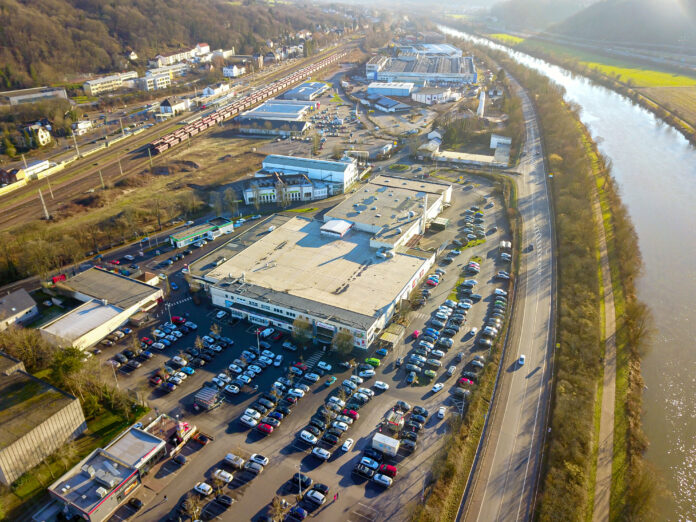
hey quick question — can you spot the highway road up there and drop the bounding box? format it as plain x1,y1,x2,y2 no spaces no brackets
461,75,555,521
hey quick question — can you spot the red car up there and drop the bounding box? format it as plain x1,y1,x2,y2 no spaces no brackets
458,377,474,387
293,362,308,371
256,423,274,434
379,464,397,478
141,337,153,346
272,332,283,341
109,259,120,265
412,330,420,339
342,408,359,420
149,375,162,386
171,316,186,325
426,279,439,287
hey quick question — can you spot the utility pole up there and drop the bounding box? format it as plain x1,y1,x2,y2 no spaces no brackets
46,176,54,199
119,117,125,137
38,188,50,220
21,153,28,168
147,147,153,170
118,157,123,176
98,169,105,190
72,133,80,156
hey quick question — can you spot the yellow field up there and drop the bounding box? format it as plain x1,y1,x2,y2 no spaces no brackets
487,33,524,46
521,40,696,88
640,86,696,127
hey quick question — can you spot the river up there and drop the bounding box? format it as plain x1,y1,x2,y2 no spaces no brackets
440,25,696,520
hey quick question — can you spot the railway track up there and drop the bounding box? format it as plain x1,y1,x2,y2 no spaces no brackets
0,44,352,231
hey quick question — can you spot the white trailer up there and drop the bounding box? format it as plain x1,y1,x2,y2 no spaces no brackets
372,433,400,457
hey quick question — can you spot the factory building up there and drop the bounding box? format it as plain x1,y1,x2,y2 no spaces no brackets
367,82,414,97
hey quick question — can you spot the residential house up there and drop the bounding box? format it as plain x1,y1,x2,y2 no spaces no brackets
127,51,138,61
202,83,231,98
223,65,245,78
212,48,236,60
0,289,38,331
22,125,52,147
72,120,92,136
160,98,190,115
195,43,211,56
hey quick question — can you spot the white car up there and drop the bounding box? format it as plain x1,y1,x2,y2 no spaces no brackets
431,383,444,394
304,372,320,383
469,327,478,336
228,364,243,374
240,415,259,428
349,375,364,385
185,321,197,329
372,474,393,488
354,392,370,403
172,330,183,338
158,273,166,280
447,366,457,377
359,369,376,379
224,384,240,395
357,387,374,397
288,388,305,398
213,469,234,483
305,489,326,505
151,342,165,350
274,354,283,367
342,438,354,452
244,408,262,420
168,376,182,385
248,365,263,374
437,406,447,419
518,354,526,366
258,356,273,366
336,415,354,425
261,350,275,359
317,361,332,371
300,430,318,445
342,379,357,391
373,381,389,391
249,454,269,466
312,447,331,461
216,310,227,319
175,371,187,381
202,336,215,344
194,482,213,496
216,373,231,384
241,350,257,360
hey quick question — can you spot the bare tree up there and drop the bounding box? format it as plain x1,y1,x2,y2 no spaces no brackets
251,184,262,212
269,496,287,519
183,493,203,520
224,187,239,217
332,331,354,356
292,318,313,348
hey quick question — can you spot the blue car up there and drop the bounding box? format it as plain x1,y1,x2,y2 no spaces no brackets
180,366,195,375
268,411,284,421
141,350,153,359
423,328,440,338
375,348,388,357
160,338,172,346
170,282,178,291
289,506,308,520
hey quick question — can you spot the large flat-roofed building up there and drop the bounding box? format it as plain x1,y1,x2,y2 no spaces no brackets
83,72,138,96
235,99,316,137
0,288,38,331
40,268,163,349
367,82,414,97
191,176,451,349
0,87,68,106
260,154,359,194
0,353,86,486
243,173,329,205
397,43,463,58
365,53,476,85
49,427,166,522
281,81,328,101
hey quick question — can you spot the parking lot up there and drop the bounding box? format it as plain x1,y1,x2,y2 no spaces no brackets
95,172,511,521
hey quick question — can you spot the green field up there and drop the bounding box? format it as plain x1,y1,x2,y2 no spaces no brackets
487,33,525,46
520,40,696,88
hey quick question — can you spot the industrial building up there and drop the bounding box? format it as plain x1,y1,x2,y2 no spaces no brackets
242,173,329,205
281,81,328,101
190,176,451,349
83,72,138,96
0,87,68,106
396,43,463,58
367,82,414,97
48,427,167,522
412,86,461,105
365,54,476,85
169,217,236,248
235,98,317,136
0,288,38,331
372,96,411,113
0,353,86,486
260,154,360,194
40,268,163,350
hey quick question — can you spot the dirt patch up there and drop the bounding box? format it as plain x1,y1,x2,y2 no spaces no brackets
74,193,106,208
153,160,200,176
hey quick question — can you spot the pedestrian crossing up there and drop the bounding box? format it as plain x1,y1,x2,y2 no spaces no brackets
169,297,192,307
304,352,323,369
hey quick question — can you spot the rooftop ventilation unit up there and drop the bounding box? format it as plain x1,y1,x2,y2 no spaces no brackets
81,465,96,478
96,487,108,499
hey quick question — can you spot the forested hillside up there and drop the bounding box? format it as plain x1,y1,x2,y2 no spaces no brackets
0,0,348,89
489,0,590,31
549,0,696,48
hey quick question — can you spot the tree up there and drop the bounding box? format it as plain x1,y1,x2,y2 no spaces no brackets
2,136,16,158
275,181,291,208
292,318,313,347
251,184,262,211
210,323,221,336
224,188,239,217
332,331,354,356
269,496,287,520
50,346,85,389
183,493,203,520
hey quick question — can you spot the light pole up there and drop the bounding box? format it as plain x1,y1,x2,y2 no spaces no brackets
297,463,303,499
256,329,261,356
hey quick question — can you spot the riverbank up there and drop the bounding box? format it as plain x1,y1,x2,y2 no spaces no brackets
480,33,696,147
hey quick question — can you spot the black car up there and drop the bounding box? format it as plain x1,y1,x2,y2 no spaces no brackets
258,398,275,410
395,357,403,368
449,315,465,324
251,403,269,415
413,406,429,417
185,347,200,357
261,417,281,428
401,439,417,452
406,421,423,432
411,414,427,425
346,400,363,411
123,350,135,359
445,323,461,333
305,425,322,437
442,329,458,338
173,454,187,466
128,498,143,510
322,432,340,445
363,448,384,462
395,400,412,412
192,358,206,367
200,353,213,362
275,404,291,416
183,249,192,255
421,335,437,345
215,494,233,507
261,393,278,404
430,319,445,329
309,418,327,431
402,431,418,442
462,371,479,382
353,464,375,478
290,473,313,493
326,427,343,439
313,483,330,495
179,325,190,334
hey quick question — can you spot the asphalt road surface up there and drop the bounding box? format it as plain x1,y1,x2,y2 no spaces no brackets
462,76,555,522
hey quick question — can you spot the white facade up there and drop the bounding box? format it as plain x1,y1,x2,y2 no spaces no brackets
490,134,512,148
160,98,189,114
223,65,246,78
261,155,359,193
72,120,92,136
243,180,328,205
140,73,171,92
367,82,414,97
83,72,138,96
146,63,188,78
195,43,211,56
202,83,230,97
412,87,460,105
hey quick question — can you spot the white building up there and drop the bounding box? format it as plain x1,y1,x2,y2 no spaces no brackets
0,289,38,331
160,98,190,115
243,173,328,205
71,120,92,136
202,83,231,98
40,268,162,350
195,43,210,56
213,48,236,60
490,134,512,148
261,155,359,195
223,65,246,78
140,73,171,92
412,87,460,105
146,63,188,78
367,82,414,97
83,72,138,96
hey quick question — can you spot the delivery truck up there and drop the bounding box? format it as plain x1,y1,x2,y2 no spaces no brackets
372,433,400,457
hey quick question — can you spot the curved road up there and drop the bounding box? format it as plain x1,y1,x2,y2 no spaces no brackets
461,76,555,521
